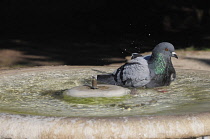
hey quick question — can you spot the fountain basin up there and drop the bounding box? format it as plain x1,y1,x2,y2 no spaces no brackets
0,66,210,138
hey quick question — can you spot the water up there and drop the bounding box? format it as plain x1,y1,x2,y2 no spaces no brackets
0,67,210,117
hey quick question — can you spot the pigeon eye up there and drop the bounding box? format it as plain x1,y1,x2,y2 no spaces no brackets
165,48,169,51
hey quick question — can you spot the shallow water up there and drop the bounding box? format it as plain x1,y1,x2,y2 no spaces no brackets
0,67,210,117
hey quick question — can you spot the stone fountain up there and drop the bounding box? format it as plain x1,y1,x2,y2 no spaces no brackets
0,66,210,138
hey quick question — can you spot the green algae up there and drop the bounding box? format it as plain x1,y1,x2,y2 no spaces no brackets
41,89,131,105
62,95,131,105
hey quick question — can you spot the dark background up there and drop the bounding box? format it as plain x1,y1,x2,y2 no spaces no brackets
1,0,210,66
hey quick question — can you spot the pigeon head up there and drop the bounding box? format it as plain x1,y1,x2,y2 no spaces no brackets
152,42,178,59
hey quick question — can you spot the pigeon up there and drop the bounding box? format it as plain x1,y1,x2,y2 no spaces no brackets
146,42,178,88
97,42,178,88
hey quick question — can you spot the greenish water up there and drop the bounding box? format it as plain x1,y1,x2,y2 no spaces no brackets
62,95,131,105
0,67,210,117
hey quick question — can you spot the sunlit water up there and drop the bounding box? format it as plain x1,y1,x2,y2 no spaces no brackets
0,67,210,117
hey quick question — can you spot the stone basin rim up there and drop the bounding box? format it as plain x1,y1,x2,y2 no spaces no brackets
1,112,210,138
1,65,210,75
0,65,117,75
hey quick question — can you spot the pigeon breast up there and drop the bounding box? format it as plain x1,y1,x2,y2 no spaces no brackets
146,43,176,88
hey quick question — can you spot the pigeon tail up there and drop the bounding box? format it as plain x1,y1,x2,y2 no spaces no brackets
97,74,116,85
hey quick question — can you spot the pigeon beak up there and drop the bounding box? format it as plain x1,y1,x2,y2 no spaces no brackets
172,52,178,59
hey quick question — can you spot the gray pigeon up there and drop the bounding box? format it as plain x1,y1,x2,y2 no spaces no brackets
97,42,178,88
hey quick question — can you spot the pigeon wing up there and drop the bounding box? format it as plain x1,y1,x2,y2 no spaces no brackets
113,57,151,87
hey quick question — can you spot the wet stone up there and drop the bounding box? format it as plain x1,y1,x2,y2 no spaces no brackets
63,85,131,98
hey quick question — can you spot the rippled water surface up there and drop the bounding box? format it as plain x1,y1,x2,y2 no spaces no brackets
0,67,210,117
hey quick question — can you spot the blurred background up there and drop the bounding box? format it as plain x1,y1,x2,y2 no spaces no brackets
1,0,210,68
